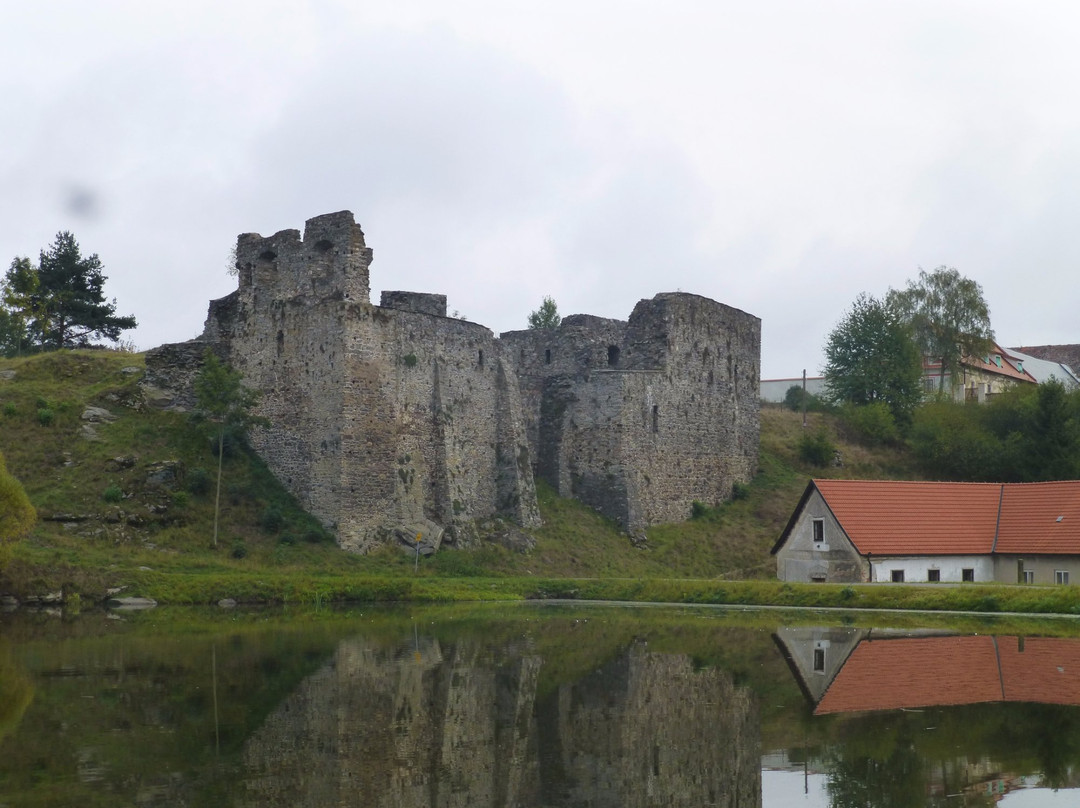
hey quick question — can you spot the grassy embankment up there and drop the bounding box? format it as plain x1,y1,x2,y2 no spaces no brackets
2,349,1080,615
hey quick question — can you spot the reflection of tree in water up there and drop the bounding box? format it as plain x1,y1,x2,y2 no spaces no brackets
821,702,1080,808
992,704,1080,790
826,725,926,808
0,641,32,743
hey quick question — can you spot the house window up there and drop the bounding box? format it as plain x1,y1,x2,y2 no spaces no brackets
810,574,826,583
891,569,905,583
1056,570,1070,585
962,568,975,582
812,519,825,545
1024,569,1035,584
927,569,940,582
813,648,826,672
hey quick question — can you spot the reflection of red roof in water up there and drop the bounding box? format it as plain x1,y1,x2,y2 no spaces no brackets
999,637,1080,706
815,636,1080,715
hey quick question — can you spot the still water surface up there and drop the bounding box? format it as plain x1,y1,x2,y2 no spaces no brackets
1,603,1079,806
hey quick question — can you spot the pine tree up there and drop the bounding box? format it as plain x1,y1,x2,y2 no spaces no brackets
6,232,137,350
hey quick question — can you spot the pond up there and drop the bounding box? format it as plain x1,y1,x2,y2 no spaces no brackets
1,602,1079,807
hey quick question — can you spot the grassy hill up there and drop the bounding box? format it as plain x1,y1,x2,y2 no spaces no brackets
0,350,922,602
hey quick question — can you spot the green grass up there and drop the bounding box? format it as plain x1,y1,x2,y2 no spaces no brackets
9,351,1074,615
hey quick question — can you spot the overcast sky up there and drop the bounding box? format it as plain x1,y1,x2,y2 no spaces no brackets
3,1,1078,378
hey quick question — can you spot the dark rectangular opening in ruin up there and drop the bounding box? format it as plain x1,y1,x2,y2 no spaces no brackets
545,348,551,365
607,345,620,367
652,405,659,433
478,349,484,369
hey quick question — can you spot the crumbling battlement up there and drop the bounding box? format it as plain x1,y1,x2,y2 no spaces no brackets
146,211,760,551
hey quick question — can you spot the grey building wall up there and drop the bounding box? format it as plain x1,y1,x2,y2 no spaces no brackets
994,554,1080,586
775,489,867,582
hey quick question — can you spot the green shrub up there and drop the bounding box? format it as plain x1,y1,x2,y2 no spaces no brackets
784,385,827,412
171,491,189,509
102,484,123,503
798,428,836,467
36,408,54,426
731,482,750,501
1,402,15,417
260,505,284,533
209,431,242,458
186,468,211,495
304,527,329,544
403,353,418,367
840,402,900,446
691,501,709,519
976,595,1000,612
230,541,247,559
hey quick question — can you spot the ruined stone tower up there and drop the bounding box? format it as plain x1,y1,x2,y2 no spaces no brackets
146,211,760,551
502,294,760,540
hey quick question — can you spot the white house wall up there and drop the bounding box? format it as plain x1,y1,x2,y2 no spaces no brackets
869,556,993,583
759,377,825,403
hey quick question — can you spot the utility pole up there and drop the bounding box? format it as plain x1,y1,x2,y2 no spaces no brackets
802,369,808,428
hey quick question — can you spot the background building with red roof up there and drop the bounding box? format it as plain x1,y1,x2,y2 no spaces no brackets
921,341,1036,401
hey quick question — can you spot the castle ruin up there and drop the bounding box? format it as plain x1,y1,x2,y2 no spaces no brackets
146,211,760,552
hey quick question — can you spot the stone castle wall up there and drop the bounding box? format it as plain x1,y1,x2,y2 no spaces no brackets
169,211,538,553
501,293,760,539
146,211,759,550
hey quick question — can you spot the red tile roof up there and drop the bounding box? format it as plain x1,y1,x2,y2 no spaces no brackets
995,481,1080,554
815,635,1080,714
813,479,1002,556
961,345,1036,383
779,479,1080,557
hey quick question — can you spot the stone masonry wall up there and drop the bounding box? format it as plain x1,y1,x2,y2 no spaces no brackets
502,293,760,539
146,210,758,551
180,211,538,552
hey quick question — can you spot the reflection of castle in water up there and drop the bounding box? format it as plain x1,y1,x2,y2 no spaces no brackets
775,627,1080,714
240,635,761,807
